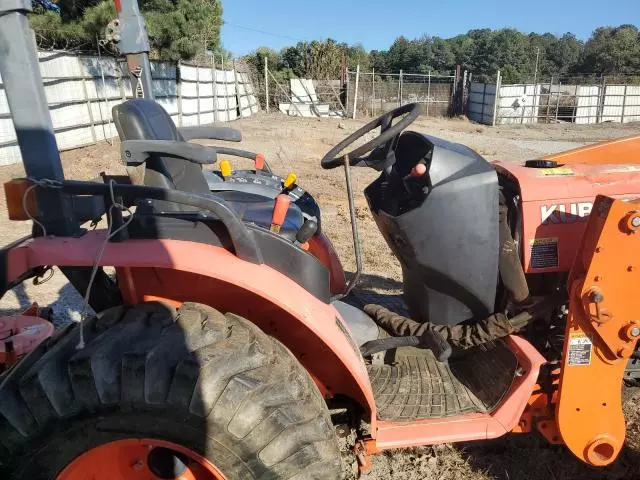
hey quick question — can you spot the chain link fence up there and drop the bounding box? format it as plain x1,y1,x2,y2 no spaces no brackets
346,69,458,118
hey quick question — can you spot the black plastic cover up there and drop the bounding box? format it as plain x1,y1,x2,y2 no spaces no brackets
127,213,331,302
365,132,499,325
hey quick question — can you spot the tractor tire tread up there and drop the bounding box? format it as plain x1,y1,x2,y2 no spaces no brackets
0,302,340,479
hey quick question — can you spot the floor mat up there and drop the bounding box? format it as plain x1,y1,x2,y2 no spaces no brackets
367,340,518,421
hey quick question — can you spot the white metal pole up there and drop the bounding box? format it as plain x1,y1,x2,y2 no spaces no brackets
399,69,403,106
177,60,183,126
621,82,628,124
371,67,375,116
222,55,229,121
196,62,201,125
492,70,501,126
264,56,269,113
427,70,431,116
352,64,360,119
233,59,240,118
531,47,540,123
212,54,218,121
96,35,113,144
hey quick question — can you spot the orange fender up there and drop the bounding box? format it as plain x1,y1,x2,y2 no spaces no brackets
4,233,376,418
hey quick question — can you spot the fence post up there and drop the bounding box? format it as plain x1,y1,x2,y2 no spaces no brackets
491,70,501,126
462,70,468,115
222,55,230,121
177,60,183,126
264,56,269,113
426,70,431,116
555,79,561,122
233,59,240,118
399,69,403,106
96,36,114,143
371,67,375,117
212,55,217,122
196,62,201,125
597,75,607,124
352,64,360,119
481,82,487,123
546,76,553,124
81,76,97,143
345,70,350,117
530,81,538,124
621,81,628,124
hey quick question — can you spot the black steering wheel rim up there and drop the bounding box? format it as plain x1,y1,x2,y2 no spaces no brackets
321,102,421,169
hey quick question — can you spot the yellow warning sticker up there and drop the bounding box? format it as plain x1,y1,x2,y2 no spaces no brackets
567,332,592,366
539,167,575,176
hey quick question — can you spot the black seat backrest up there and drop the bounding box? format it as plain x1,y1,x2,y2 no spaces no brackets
112,99,210,195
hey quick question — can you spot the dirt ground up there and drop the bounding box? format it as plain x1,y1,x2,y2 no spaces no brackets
2,113,640,479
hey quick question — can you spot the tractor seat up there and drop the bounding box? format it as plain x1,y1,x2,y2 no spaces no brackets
112,99,302,236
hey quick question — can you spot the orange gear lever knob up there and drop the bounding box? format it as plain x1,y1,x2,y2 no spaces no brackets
270,194,291,233
410,163,427,177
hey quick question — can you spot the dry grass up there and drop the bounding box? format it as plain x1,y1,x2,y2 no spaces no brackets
2,113,640,479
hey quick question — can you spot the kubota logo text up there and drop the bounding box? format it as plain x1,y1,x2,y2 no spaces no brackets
541,202,593,224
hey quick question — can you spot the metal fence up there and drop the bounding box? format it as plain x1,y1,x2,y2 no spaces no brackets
346,68,458,119
468,72,640,126
256,61,346,117
0,51,259,166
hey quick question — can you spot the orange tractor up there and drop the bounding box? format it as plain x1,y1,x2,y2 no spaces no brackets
2,1,640,478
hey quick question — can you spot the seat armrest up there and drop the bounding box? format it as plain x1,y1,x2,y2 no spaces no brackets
179,125,242,142
121,140,218,166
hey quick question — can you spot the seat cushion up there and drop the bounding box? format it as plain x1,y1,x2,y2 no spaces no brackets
113,99,210,195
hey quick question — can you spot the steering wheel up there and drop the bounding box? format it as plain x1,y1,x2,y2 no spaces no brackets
321,103,421,170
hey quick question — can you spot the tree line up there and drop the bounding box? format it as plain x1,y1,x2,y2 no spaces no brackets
27,2,639,84
245,25,640,84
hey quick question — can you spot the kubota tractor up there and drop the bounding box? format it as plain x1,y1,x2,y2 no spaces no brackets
2,1,640,479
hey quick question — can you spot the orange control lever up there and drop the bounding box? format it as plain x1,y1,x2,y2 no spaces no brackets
270,194,290,233
255,153,265,171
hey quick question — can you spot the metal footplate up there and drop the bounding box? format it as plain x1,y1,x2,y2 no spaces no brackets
367,340,518,421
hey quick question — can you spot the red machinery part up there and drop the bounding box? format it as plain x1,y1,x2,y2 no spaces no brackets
56,438,226,480
0,313,54,367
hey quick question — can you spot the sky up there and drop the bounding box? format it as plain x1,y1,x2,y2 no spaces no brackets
221,0,639,56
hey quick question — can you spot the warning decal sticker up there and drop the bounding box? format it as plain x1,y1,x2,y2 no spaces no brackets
530,237,559,269
538,167,575,177
567,332,592,366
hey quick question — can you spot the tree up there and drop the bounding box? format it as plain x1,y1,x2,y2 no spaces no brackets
370,50,388,72
29,0,223,61
581,25,640,74
344,43,371,71
256,25,640,83
549,33,583,76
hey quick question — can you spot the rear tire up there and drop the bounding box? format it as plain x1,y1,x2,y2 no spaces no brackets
0,302,341,479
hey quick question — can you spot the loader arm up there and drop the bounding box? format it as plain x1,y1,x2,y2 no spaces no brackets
557,195,640,465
